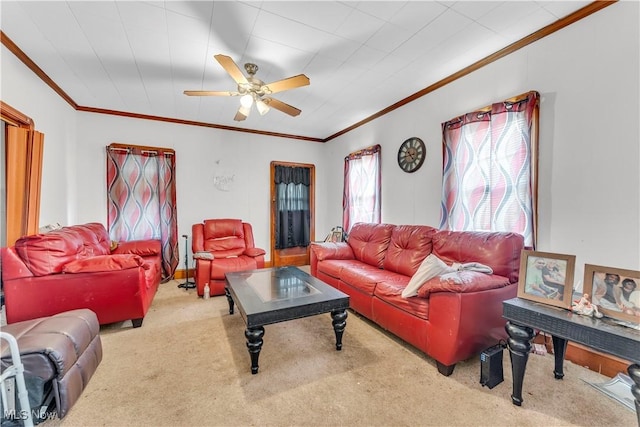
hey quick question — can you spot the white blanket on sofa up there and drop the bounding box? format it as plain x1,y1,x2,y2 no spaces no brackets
401,254,493,298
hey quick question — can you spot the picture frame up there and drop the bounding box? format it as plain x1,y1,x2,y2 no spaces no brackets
517,250,576,309
583,264,640,324
331,231,343,243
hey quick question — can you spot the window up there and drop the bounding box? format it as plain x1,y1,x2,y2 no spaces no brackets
343,144,381,233
440,91,539,248
106,143,178,279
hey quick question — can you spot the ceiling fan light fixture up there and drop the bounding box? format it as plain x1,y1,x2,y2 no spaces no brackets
238,105,251,117
240,94,254,108
256,99,270,115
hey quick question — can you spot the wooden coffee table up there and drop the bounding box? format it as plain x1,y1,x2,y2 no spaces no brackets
224,266,349,374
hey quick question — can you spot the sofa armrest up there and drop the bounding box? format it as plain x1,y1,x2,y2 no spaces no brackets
426,284,517,366
1,247,35,281
244,247,266,258
310,242,354,261
416,272,511,298
310,242,355,277
112,239,161,257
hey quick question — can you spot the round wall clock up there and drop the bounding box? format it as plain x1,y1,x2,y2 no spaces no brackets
397,137,426,173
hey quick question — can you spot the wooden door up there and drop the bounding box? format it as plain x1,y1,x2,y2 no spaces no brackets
270,162,315,267
2,102,44,246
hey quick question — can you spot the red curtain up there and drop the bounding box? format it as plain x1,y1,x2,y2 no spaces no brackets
440,91,539,248
343,144,381,233
106,144,179,279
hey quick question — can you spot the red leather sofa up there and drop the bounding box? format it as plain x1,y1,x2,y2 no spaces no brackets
310,222,524,376
191,218,266,297
2,223,162,327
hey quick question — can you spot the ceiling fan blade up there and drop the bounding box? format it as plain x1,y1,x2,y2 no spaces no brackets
214,54,248,85
234,106,249,121
263,97,302,117
183,90,240,96
262,74,310,95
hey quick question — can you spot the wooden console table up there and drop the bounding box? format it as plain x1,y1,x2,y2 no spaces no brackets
502,297,640,424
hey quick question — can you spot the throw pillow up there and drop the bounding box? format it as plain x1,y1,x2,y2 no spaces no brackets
402,254,455,298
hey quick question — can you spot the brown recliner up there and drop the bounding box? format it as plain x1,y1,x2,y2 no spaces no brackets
192,219,266,297
0,309,102,421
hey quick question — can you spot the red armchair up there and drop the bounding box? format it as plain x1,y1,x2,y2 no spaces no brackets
191,219,266,297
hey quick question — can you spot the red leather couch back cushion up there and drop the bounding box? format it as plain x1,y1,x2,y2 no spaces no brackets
62,254,146,273
203,219,246,257
383,225,437,276
14,222,111,276
432,230,524,283
347,223,394,268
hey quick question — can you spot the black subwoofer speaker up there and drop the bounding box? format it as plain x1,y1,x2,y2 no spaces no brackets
480,344,504,389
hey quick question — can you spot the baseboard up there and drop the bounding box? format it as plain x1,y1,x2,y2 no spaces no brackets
174,269,191,280
535,333,631,378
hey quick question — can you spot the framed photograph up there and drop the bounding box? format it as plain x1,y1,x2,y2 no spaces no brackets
583,264,640,324
517,250,576,308
331,231,343,242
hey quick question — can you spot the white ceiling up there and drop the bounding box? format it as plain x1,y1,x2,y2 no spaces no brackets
1,1,591,140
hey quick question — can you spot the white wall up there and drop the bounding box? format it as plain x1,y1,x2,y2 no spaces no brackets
73,113,327,263
327,1,640,285
1,47,77,226
3,2,638,285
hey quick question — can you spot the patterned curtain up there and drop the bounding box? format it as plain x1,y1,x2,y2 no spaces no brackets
106,144,179,279
343,144,381,233
440,91,539,248
274,165,310,249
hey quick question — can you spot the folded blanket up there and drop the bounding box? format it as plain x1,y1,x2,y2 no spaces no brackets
402,255,493,298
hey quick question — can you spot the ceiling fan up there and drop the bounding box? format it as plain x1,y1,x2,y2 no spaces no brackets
184,54,310,121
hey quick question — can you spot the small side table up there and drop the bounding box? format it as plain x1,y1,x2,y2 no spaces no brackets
502,297,640,425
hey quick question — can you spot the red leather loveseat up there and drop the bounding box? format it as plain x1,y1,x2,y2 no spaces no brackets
2,223,162,327
310,222,524,376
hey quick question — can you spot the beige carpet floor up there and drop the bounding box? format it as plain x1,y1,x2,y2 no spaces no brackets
44,276,636,427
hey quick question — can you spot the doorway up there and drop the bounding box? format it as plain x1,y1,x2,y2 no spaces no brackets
270,162,315,267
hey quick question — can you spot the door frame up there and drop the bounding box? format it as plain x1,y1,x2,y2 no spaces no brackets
270,161,315,267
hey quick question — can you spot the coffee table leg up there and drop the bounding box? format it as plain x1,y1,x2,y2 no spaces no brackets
225,287,234,315
245,326,264,374
331,309,347,351
552,335,567,379
628,364,640,427
505,321,535,406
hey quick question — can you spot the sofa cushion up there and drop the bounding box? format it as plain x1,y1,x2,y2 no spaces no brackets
203,219,246,257
71,223,111,256
209,256,259,280
15,223,111,276
62,254,145,273
432,230,524,283
340,264,401,295
374,278,430,320
383,225,437,276
316,259,357,280
347,223,394,268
